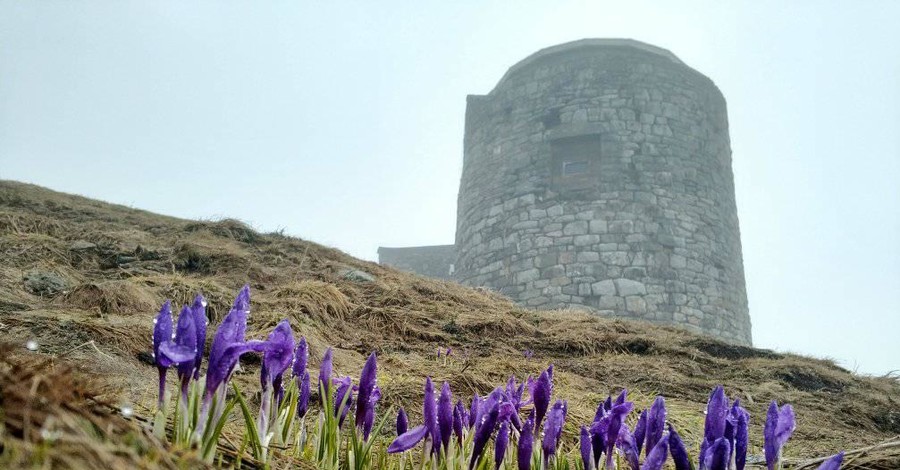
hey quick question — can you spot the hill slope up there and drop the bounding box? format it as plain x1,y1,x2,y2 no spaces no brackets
0,180,897,468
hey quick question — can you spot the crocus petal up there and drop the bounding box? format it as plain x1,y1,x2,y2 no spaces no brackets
541,400,568,460
438,381,453,452
190,294,208,379
362,385,380,439
159,342,196,363
703,437,731,470
424,377,440,455
262,320,295,389
640,432,669,470
734,404,749,470
668,424,691,470
453,400,465,445
469,393,480,428
470,388,502,470
297,371,311,418
388,424,428,453
292,336,308,378
775,404,796,448
580,425,594,470
318,347,334,396
815,451,844,470
518,413,535,470
355,352,378,435
764,401,796,470
702,386,729,464
495,420,510,469
204,286,255,396
633,409,648,457
531,366,553,429
646,396,667,456
205,339,268,397
397,407,409,436
152,300,174,368
617,424,640,470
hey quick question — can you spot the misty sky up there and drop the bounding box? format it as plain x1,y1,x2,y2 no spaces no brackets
1,1,898,375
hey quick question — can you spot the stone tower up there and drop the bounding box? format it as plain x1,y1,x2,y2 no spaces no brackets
380,39,751,345
455,39,750,345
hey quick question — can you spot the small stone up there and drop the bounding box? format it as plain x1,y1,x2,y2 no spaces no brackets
339,269,376,283
23,271,68,296
69,240,97,251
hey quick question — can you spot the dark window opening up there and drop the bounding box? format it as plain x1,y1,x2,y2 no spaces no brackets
562,160,589,175
550,134,603,193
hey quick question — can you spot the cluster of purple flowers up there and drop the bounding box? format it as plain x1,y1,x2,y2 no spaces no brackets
151,286,845,470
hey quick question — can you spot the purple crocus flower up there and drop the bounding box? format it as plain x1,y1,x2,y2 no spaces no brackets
292,336,308,380
700,386,730,464
581,425,594,470
518,412,535,470
196,286,268,440
590,401,633,470
152,300,174,408
816,451,844,470
387,377,440,455
646,397,666,456
355,352,379,437
617,424,641,470
703,437,732,470
541,400,568,466
453,400,465,446
668,424,692,470
318,347,334,397
438,382,453,452
470,388,503,470
190,294,208,380
495,420,510,469
361,385,380,440
257,320,295,442
733,401,749,470
296,370,311,418
204,285,266,400
159,305,199,399
261,320,295,400
633,409,648,456
333,376,354,428
530,365,553,429
396,408,408,436
469,393,480,428
641,432,669,470
423,377,440,455
591,400,608,468
764,401,796,470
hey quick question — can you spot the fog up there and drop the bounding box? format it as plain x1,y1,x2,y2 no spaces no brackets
1,1,898,375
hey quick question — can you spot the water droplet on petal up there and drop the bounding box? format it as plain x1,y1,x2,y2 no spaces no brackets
201,300,208,307
25,339,38,351
153,318,158,324
120,405,134,418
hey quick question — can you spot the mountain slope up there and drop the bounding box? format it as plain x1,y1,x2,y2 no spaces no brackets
0,180,897,468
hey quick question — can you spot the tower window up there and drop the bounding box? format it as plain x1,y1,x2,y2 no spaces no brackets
562,160,589,175
549,133,602,193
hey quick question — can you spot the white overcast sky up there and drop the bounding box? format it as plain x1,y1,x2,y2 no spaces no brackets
1,1,898,375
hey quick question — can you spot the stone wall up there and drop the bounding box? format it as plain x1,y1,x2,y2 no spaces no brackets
377,245,456,280
455,39,751,345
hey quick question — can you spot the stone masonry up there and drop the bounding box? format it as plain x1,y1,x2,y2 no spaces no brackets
380,39,751,345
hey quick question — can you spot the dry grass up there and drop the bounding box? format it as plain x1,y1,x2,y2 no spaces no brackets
1,179,898,469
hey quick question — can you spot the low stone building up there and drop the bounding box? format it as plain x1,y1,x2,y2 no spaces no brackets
379,39,752,345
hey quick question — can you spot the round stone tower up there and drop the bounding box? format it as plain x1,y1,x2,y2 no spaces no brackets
455,39,751,345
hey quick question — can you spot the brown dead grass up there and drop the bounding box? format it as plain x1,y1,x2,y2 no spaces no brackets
1,179,899,469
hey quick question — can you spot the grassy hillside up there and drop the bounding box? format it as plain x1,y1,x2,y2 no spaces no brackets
0,180,897,468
